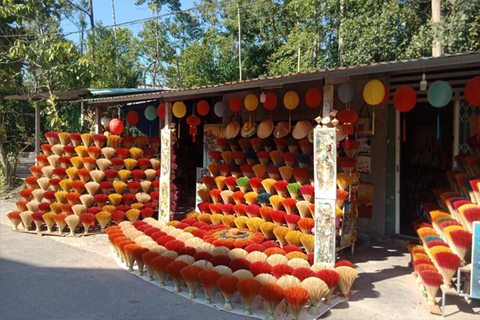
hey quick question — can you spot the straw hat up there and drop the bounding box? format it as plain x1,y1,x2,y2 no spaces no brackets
292,120,312,140
257,119,274,139
335,124,348,141
241,121,257,138
273,122,289,139
226,120,241,139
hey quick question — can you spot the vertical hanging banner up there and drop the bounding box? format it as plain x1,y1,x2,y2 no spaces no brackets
313,126,337,266
159,128,172,224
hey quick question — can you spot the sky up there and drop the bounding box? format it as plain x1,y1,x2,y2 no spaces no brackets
62,0,196,42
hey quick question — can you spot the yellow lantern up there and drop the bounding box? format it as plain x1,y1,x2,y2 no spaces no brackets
362,80,385,136
172,101,187,118
283,91,299,131
244,93,259,128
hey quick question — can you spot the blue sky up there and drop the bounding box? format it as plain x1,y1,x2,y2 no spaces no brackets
62,0,196,41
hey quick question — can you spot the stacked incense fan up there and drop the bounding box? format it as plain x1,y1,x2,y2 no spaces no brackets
105,216,358,319
8,131,161,236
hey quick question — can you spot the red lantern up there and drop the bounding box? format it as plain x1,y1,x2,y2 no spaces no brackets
229,96,242,113
336,109,359,135
157,103,166,120
263,93,277,111
393,86,416,112
187,115,201,142
126,111,139,125
465,76,480,106
380,84,390,105
109,118,124,135
197,100,210,116
305,88,322,108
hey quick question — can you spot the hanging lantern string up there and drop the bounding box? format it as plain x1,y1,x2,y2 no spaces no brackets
403,113,406,142
372,106,375,136
437,108,440,140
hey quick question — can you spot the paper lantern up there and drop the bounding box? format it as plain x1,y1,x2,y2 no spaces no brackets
336,109,358,135
465,76,480,106
197,100,210,116
109,118,124,135
363,80,385,106
338,84,354,104
145,106,157,121
379,84,390,105
187,115,201,142
244,94,259,111
157,103,166,120
263,92,277,111
393,86,416,112
428,81,452,108
229,96,243,112
126,111,139,125
100,116,111,127
305,88,322,108
172,101,187,118
214,101,227,117
283,91,299,110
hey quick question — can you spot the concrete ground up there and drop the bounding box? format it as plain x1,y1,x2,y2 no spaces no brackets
0,199,479,320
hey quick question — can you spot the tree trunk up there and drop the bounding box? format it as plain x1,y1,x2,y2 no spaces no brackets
432,0,443,57
338,0,345,67
88,0,95,58
0,102,12,186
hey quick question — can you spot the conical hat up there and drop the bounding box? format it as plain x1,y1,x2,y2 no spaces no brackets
292,120,312,140
257,119,274,139
241,121,257,138
273,122,289,139
335,124,348,141
226,120,241,139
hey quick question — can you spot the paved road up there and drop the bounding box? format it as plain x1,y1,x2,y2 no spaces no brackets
0,199,479,320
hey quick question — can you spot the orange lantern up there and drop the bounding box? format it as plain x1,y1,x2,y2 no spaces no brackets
229,96,243,113
393,85,417,141
157,103,166,120
197,100,210,116
187,115,201,142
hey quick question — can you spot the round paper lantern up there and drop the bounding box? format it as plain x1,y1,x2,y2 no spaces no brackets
109,118,124,135
283,91,299,110
187,115,201,142
379,84,390,105
229,96,243,112
338,84,354,104
336,109,359,124
100,116,111,127
305,88,322,108
172,101,187,118
393,86,417,112
428,81,452,108
263,92,277,111
465,76,480,106
145,106,157,121
244,94,259,111
126,111,139,125
157,103,166,120
197,100,210,116
214,101,227,117
363,80,385,105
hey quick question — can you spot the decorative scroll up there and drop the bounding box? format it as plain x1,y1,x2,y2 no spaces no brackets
313,127,337,266
340,201,358,247
314,199,336,266
313,127,337,199
159,127,172,223
472,222,480,299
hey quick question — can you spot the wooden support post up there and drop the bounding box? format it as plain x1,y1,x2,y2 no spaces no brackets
95,106,101,134
35,101,41,161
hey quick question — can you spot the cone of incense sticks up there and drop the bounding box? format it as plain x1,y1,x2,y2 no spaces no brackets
257,151,270,166
270,195,285,211
287,183,301,200
299,138,313,154
335,266,358,300
80,213,95,235
315,269,340,303
236,278,262,315
132,247,149,275
216,275,239,311
221,151,233,165
296,153,311,170
198,269,222,305
300,234,314,253
42,212,56,233
233,151,245,165
166,260,189,293
271,210,287,226
270,150,284,166
267,165,281,180
51,144,64,157
180,265,204,299
141,251,160,280
259,283,284,320
299,185,314,203
302,277,329,315
19,211,33,230
53,213,68,234
292,168,309,185
92,134,107,148
63,146,75,157
419,270,443,305
209,151,222,163
284,285,309,320
65,215,80,236
245,193,259,206
217,138,228,152
7,211,22,230
435,252,461,288
447,229,472,261
95,211,111,231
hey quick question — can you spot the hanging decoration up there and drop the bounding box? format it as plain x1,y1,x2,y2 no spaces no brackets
197,100,210,116
393,85,417,141
173,101,187,140
214,101,227,117
126,111,139,125
338,84,355,104
336,109,359,148
109,118,124,135
306,88,322,108
145,106,158,121
283,91,299,131
244,93,258,127
263,92,277,111
100,116,111,128
362,80,385,135
465,76,480,106
157,103,166,120
229,96,243,113
187,115,201,142
428,80,452,139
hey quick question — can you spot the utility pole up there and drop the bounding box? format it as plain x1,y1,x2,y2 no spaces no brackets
111,0,121,86
88,0,95,58
237,1,242,81
313,0,318,68
432,0,443,57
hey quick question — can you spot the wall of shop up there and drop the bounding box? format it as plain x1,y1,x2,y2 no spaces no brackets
220,77,390,235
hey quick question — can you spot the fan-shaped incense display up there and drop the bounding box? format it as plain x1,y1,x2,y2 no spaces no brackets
65,215,80,236
126,209,140,222
240,164,253,179
270,195,285,211
252,164,266,179
284,285,309,320
123,159,138,171
270,150,284,166
300,234,314,253
335,266,358,299
273,226,290,247
259,283,284,320
287,183,301,200
118,170,131,183
198,269,222,305
216,275,239,311
92,134,107,148
50,144,64,157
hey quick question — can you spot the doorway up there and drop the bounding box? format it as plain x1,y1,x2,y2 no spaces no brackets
399,102,453,236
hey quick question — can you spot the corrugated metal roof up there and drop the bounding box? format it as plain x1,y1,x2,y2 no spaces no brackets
71,51,480,106
88,87,175,97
